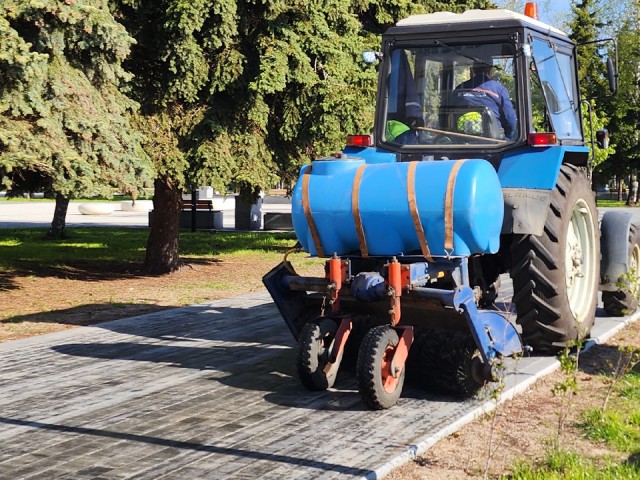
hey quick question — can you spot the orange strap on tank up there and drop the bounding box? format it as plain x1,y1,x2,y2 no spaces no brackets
351,164,369,257
407,162,434,262
302,166,325,258
444,159,466,252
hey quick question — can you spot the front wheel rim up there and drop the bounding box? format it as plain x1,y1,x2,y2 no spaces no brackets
565,198,597,322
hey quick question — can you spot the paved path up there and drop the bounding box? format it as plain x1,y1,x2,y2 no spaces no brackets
2,201,640,478
0,201,237,230
0,200,291,230
1,284,638,479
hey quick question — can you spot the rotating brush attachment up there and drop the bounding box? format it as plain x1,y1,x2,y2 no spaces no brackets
407,327,491,398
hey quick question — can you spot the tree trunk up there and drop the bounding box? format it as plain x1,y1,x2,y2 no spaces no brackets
618,179,625,202
143,177,182,274
235,184,262,231
45,195,70,239
627,183,638,205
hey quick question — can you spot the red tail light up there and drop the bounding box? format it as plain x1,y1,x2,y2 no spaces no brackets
346,135,373,147
528,132,557,146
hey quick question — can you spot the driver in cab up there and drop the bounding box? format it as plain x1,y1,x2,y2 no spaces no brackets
450,58,517,141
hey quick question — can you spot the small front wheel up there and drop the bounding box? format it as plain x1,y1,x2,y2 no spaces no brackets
297,318,341,391
357,325,405,410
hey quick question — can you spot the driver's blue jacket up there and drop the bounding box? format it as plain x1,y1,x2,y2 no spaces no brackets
451,74,517,140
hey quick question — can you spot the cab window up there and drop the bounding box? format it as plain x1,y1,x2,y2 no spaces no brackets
530,38,581,140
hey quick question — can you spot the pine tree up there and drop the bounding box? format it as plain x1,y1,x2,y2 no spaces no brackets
0,0,153,238
602,3,640,191
110,0,492,273
568,0,608,102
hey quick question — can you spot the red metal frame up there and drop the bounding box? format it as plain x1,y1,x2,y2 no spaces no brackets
387,258,411,326
327,255,349,313
391,326,414,379
381,326,414,392
325,317,353,371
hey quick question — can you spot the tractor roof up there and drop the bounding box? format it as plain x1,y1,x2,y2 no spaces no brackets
392,9,567,38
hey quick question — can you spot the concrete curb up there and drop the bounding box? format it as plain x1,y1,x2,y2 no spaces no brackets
370,309,640,479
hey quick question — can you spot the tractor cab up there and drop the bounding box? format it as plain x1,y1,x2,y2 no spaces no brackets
368,9,585,160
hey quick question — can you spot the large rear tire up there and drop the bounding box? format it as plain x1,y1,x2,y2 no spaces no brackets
510,164,599,353
602,224,640,316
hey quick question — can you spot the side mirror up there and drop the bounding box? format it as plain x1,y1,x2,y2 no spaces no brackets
362,51,382,64
606,57,617,94
578,37,618,98
596,129,609,149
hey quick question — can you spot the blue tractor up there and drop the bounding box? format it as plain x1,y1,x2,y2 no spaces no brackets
263,7,635,409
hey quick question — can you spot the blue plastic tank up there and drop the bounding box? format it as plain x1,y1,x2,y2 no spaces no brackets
291,157,504,258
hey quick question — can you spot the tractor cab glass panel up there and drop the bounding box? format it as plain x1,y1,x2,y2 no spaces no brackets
530,38,581,140
383,42,519,147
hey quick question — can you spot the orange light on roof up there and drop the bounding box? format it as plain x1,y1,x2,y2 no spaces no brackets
524,2,539,20
346,135,373,147
528,132,557,146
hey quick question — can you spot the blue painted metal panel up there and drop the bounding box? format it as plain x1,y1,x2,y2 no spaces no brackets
292,158,504,258
412,285,522,372
498,146,588,189
342,146,397,164
453,286,522,362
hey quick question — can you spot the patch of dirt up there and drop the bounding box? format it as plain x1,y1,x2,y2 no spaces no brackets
386,320,640,479
1,256,639,478
0,255,291,341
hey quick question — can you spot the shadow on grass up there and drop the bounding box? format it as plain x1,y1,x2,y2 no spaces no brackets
0,271,19,292
579,343,640,377
1,302,171,328
0,258,223,286
0,228,297,264
626,451,640,467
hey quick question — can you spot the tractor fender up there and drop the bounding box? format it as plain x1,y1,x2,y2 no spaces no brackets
600,211,634,291
497,146,565,235
501,188,552,235
497,147,590,235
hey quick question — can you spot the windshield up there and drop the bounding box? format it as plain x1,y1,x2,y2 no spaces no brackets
382,42,519,148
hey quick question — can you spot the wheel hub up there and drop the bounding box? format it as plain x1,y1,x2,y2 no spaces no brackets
381,345,399,393
566,233,583,289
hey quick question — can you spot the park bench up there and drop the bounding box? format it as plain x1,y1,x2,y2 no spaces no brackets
180,199,215,211
263,212,293,230
149,199,223,230
179,199,223,230
261,195,293,231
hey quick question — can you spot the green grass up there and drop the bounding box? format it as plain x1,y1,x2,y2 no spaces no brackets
0,228,299,268
581,409,640,452
580,371,640,453
617,371,640,401
508,449,639,479
0,197,59,202
596,199,628,207
506,368,640,479
0,194,153,202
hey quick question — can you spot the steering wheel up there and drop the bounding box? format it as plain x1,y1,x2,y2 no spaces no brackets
433,134,453,145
